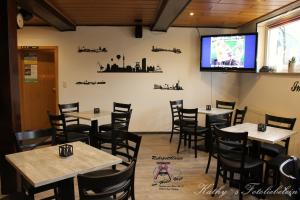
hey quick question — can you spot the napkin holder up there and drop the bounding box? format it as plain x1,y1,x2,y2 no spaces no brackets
59,144,73,157
206,105,211,111
258,123,266,132
94,107,100,114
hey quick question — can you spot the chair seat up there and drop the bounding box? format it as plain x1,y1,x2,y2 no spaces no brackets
99,123,113,132
182,126,208,136
65,124,91,133
221,156,263,170
84,168,120,177
267,155,290,168
261,143,286,157
58,132,89,143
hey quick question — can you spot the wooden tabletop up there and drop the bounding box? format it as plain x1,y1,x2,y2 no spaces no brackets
222,123,297,144
5,142,122,187
64,110,111,121
198,107,233,115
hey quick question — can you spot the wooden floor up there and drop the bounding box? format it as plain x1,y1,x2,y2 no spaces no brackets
2,134,282,199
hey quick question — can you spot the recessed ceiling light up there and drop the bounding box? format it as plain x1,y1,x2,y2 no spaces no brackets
189,12,194,16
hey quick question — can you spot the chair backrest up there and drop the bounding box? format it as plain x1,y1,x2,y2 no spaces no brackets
111,110,132,132
113,102,131,113
58,102,80,125
170,100,183,121
112,131,142,167
15,128,55,152
178,107,198,133
216,100,236,110
265,114,296,130
78,160,136,200
48,113,67,143
233,106,248,125
280,157,300,200
215,127,248,170
265,114,296,154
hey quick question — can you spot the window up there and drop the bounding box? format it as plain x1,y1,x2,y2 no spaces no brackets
266,18,300,72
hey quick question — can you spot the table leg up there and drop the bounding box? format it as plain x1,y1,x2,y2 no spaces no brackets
58,177,75,200
251,140,261,159
90,120,98,147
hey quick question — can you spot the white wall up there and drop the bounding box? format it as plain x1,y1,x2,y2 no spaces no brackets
18,26,239,132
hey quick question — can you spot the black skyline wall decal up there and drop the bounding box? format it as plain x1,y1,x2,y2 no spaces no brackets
76,80,106,85
154,81,183,90
97,54,163,73
78,46,108,53
152,46,182,54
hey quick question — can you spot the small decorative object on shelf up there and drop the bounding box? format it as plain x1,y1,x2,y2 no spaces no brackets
151,46,182,54
288,56,296,73
259,66,276,73
257,123,267,132
153,81,183,90
59,144,73,157
75,80,106,85
94,108,100,114
206,105,211,111
78,46,107,53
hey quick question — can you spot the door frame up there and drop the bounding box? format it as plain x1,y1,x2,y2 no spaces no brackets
18,46,59,130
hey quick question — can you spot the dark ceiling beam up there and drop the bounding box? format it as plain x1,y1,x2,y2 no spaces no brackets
17,0,76,31
152,0,191,32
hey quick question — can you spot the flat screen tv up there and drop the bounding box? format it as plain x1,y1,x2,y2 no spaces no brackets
200,33,258,72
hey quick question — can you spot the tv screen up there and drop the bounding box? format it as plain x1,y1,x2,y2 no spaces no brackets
200,33,257,72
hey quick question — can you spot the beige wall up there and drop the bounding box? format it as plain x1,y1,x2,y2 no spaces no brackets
18,26,239,132
239,73,300,156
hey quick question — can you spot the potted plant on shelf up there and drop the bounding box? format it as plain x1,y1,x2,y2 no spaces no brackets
288,56,296,72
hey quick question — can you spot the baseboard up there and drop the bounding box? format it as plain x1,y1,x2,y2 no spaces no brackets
132,131,171,134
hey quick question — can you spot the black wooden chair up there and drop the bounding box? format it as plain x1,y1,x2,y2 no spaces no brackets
213,127,263,200
169,100,183,143
14,128,59,200
78,160,136,200
79,131,141,200
96,110,132,150
216,100,235,125
58,102,91,133
233,106,248,125
177,107,208,158
263,114,296,187
48,113,90,144
262,114,296,159
205,114,230,173
279,156,300,200
99,102,131,132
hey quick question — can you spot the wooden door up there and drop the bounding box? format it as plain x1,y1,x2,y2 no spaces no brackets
19,47,57,131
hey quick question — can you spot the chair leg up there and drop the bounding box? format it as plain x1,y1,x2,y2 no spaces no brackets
188,134,191,148
177,133,182,154
264,164,270,185
194,134,197,158
223,170,227,183
239,172,245,200
170,124,174,143
212,162,220,197
205,152,212,174
229,171,234,187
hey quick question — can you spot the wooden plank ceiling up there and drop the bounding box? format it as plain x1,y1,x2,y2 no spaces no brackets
25,0,298,28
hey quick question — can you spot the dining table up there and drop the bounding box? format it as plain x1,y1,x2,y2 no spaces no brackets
65,110,111,146
222,122,297,157
5,141,122,200
197,107,234,151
